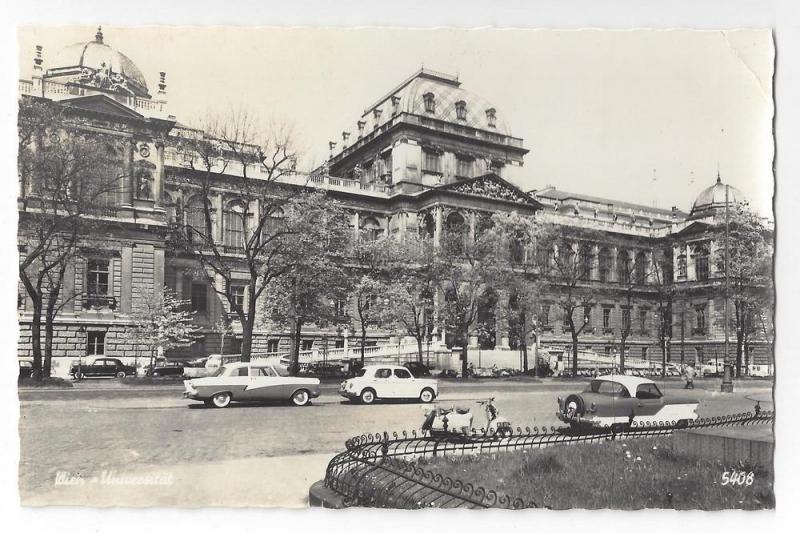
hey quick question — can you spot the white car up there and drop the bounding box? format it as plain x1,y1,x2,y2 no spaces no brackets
339,365,439,404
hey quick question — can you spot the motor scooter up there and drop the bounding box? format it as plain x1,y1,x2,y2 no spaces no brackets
422,398,513,438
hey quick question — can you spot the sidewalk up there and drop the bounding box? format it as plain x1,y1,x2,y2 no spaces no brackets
21,453,335,508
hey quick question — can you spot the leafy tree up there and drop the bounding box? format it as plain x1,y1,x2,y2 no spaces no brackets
130,288,201,372
380,235,437,363
17,98,122,379
170,110,302,361
260,194,350,374
434,229,495,380
714,204,773,377
534,225,601,376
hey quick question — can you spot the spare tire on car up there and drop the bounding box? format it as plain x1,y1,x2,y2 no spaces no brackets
564,394,585,418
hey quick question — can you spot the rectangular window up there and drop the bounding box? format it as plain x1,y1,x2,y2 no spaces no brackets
639,310,648,334
422,151,440,174
603,308,611,329
223,210,245,252
191,283,207,313
456,157,473,178
583,306,592,327
230,286,245,311
87,331,105,356
301,339,314,351
539,304,550,327
334,298,347,318
266,339,280,354
694,305,706,335
87,259,110,296
642,347,648,360
696,256,709,281
621,309,631,333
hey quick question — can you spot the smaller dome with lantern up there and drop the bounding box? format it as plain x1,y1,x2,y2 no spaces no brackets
689,173,746,219
44,27,150,98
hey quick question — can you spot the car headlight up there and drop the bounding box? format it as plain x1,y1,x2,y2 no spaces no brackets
348,382,354,390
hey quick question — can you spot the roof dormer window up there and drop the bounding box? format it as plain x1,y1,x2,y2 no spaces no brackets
455,100,467,120
486,108,497,128
391,95,401,116
423,92,436,113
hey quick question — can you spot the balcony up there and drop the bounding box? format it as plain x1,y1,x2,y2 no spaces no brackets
692,327,707,336
602,327,615,335
83,295,117,311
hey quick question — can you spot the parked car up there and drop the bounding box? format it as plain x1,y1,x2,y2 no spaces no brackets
339,365,439,404
183,362,321,408
403,361,432,378
70,357,137,379
556,375,699,431
146,362,185,377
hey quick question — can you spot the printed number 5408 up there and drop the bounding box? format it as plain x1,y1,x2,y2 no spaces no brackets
721,471,754,486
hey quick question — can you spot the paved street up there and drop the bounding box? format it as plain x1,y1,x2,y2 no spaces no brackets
18,378,773,507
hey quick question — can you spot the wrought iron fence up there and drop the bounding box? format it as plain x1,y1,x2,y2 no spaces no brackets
323,409,774,509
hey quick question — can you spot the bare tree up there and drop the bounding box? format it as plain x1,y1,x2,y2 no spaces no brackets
18,98,123,379
171,111,305,361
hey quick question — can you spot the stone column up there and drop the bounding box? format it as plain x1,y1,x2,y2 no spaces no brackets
591,244,600,281
610,246,618,282
469,211,476,243
213,194,224,244
154,141,165,208
352,212,360,241
434,206,442,249
123,138,135,206
120,245,133,313
645,250,654,285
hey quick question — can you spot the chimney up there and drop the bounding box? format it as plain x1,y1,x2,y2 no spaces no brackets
357,120,366,138
373,108,382,129
33,45,43,72
328,141,337,160
95,26,104,44
391,95,401,115
341,131,350,147
671,206,678,220
158,72,167,96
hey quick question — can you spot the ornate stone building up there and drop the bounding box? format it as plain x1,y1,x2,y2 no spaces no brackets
17,30,772,375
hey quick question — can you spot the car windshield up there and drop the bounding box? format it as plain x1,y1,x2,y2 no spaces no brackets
355,368,367,377
211,366,227,377
274,365,290,377
584,379,630,397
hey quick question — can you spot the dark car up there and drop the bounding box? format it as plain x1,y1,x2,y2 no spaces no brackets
19,360,33,380
70,357,137,379
146,362,185,377
404,361,432,378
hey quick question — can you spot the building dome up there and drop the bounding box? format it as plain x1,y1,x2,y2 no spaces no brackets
689,174,746,217
46,27,150,98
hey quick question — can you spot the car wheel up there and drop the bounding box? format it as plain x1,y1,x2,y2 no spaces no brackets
291,389,310,407
211,392,232,408
564,394,585,418
360,388,376,405
419,388,435,403
116,371,126,379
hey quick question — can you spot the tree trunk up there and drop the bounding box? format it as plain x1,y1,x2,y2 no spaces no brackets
568,316,578,376
417,336,423,363
619,334,627,374
289,317,303,376
360,324,367,366
461,326,469,380
30,299,43,381
736,330,744,378
240,313,255,363
43,318,54,378
521,341,529,373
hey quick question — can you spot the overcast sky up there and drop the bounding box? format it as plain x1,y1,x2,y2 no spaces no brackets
18,26,774,216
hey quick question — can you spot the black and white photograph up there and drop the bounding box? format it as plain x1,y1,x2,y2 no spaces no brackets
5,2,794,525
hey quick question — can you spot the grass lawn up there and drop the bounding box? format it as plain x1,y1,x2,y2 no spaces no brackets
416,437,774,510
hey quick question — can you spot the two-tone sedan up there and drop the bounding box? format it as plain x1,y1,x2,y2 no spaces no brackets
557,375,699,431
339,365,438,404
183,362,320,408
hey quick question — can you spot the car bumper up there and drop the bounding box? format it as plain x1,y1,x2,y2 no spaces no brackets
556,411,600,426
339,389,358,399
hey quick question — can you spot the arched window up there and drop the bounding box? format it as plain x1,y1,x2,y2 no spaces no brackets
598,247,611,282
163,192,178,225
223,201,246,252
561,244,576,273
579,245,593,281
485,108,497,128
184,197,212,243
678,252,687,279
445,211,467,254
360,216,383,242
634,251,647,284
264,206,284,237
617,250,632,284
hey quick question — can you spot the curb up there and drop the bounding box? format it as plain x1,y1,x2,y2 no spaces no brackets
309,480,346,508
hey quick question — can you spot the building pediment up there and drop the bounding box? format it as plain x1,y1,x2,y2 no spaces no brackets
61,94,144,121
438,173,542,208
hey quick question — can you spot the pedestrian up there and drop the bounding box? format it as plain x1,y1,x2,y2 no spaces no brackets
684,363,696,389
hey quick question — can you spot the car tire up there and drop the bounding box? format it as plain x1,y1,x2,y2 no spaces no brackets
291,389,311,407
116,371,126,379
360,388,376,405
211,392,232,408
419,388,435,403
